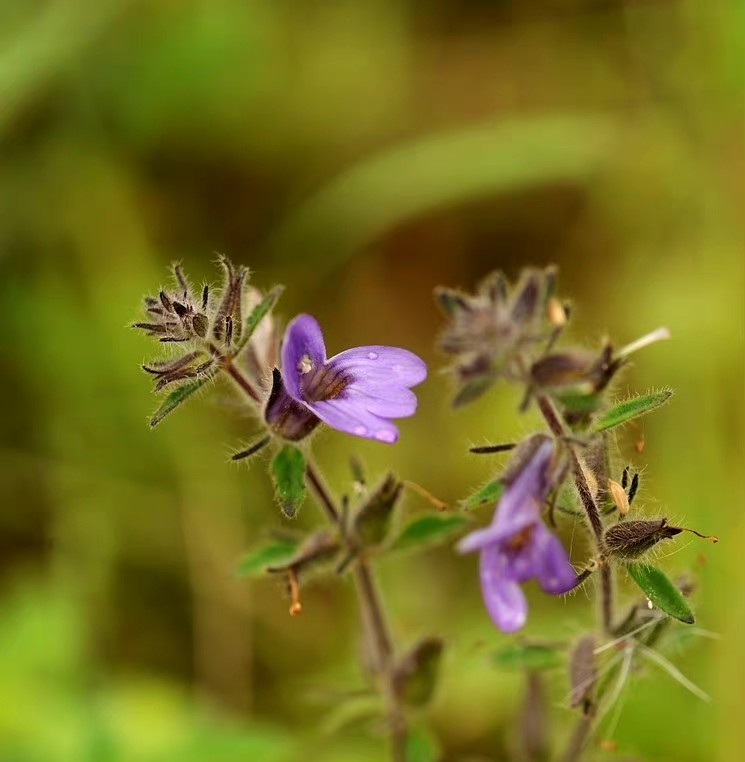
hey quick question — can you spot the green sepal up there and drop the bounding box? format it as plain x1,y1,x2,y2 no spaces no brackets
353,473,402,548
236,285,285,352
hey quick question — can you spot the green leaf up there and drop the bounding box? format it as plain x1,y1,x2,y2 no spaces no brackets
390,514,469,553
235,540,299,578
461,478,504,511
150,375,213,427
271,445,307,518
555,390,602,415
627,563,695,624
593,390,673,433
237,285,284,352
491,644,563,671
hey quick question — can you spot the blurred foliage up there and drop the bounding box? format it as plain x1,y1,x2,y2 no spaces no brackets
0,0,742,760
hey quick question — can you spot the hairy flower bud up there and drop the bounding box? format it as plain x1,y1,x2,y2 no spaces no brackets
604,519,682,560
264,368,321,441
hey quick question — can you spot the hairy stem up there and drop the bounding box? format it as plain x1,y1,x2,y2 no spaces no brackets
215,356,407,759
306,462,408,762
535,394,614,633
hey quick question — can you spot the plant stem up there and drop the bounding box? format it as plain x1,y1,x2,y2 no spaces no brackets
535,394,614,633
216,357,408,758
561,710,594,762
306,462,408,762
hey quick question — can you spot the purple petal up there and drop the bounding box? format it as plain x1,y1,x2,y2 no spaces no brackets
530,523,578,595
329,346,427,388
480,545,528,633
493,439,555,530
456,515,534,555
310,397,399,444
343,383,418,418
281,314,327,401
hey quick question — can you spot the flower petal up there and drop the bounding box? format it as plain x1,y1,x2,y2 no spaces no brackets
480,545,528,633
530,523,578,595
281,314,327,401
329,346,427,388
344,383,418,418
310,397,399,444
456,515,534,555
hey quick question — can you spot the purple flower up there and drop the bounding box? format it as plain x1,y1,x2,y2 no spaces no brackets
457,437,578,632
270,314,427,444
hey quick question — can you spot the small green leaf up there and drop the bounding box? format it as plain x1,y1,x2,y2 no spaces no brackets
271,445,307,518
354,473,402,547
593,390,673,433
453,375,495,407
390,514,470,553
321,694,383,735
237,285,284,351
235,540,299,578
492,644,563,671
150,374,214,427
627,563,695,624
461,478,504,511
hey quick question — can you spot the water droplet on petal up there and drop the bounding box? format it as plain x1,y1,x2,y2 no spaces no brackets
354,425,367,436
375,429,396,443
367,352,378,360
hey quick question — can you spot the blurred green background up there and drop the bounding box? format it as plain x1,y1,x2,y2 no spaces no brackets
1,0,743,760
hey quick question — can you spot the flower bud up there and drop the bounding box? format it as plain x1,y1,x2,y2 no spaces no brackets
604,519,681,560
264,368,321,441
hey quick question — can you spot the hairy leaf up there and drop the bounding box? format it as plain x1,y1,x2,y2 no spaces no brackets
492,644,563,671
593,390,673,433
627,563,695,624
149,374,213,427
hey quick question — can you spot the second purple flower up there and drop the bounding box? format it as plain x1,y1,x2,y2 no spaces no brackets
457,436,578,632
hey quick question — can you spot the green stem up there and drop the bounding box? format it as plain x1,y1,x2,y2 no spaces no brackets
306,462,408,762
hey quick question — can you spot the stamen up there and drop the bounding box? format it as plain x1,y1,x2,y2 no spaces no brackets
288,568,302,616
298,355,313,374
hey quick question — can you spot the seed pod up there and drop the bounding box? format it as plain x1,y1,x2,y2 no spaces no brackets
353,473,402,548
569,635,596,709
604,519,682,560
393,637,444,707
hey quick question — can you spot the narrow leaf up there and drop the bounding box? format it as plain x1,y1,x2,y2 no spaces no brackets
394,637,444,707
149,374,213,427
593,390,673,433
390,514,469,553
627,563,695,624
492,644,563,671
235,540,299,578
461,478,504,511
237,285,284,351
271,445,307,518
